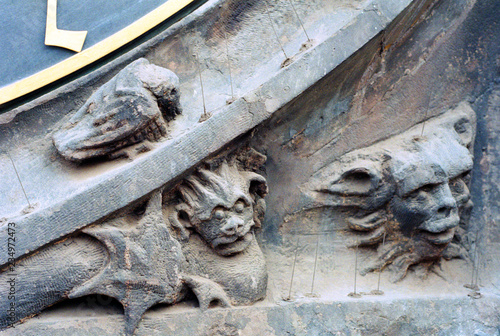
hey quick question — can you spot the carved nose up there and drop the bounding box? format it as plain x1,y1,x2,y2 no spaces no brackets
221,217,245,235
434,183,457,214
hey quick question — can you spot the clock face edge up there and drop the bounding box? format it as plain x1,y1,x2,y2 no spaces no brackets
0,0,199,109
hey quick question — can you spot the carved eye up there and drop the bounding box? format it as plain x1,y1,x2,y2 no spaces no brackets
419,184,437,193
234,200,246,213
214,209,225,220
406,183,437,199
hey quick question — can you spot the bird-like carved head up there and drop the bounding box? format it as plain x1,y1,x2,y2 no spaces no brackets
53,58,182,162
304,103,476,281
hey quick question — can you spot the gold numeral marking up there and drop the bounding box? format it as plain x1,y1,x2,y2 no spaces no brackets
45,0,87,52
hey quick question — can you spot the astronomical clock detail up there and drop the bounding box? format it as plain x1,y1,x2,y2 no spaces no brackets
0,0,498,335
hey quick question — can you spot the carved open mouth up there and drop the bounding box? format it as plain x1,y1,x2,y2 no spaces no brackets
421,227,456,244
212,232,253,256
419,212,459,244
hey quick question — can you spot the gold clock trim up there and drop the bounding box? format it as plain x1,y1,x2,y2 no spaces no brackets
0,0,195,107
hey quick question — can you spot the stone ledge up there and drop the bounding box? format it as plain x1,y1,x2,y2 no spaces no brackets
3,295,498,335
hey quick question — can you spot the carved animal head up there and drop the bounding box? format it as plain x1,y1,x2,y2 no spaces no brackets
53,58,182,162
305,103,476,281
170,162,267,256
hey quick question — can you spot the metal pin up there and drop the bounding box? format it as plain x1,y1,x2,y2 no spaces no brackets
474,244,480,287
309,234,320,295
465,231,480,291
193,53,209,121
468,245,482,299
263,0,288,60
6,152,31,208
372,232,386,295
348,239,362,298
472,242,478,287
474,231,481,288
222,28,235,103
287,235,300,300
468,248,476,287
287,0,310,42
420,109,427,137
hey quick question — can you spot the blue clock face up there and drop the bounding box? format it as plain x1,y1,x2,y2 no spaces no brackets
0,0,197,104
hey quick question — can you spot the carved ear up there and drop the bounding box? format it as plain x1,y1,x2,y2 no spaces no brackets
452,115,476,149
434,101,476,149
241,171,268,199
169,204,193,241
240,171,267,228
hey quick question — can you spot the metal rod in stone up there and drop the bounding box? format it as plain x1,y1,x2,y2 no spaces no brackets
193,53,208,117
6,152,31,208
465,231,480,291
354,241,358,294
376,232,386,293
347,239,361,299
287,235,300,300
474,243,480,287
470,233,478,286
287,0,310,42
348,239,361,298
310,234,320,294
263,0,288,60
473,231,480,286
421,109,427,137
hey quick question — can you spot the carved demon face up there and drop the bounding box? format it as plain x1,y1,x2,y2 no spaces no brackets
304,104,476,281
171,162,267,256
191,196,255,255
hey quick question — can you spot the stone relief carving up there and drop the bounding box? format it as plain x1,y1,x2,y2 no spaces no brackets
167,152,268,306
53,58,182,162
0,148,268,336
302,103,476,282
170,161,267,255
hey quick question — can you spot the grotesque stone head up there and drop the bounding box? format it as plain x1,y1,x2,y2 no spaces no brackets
304,103,476,281
170,162,268,256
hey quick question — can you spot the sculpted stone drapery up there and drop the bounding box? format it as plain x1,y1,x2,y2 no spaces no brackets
303,103,476,281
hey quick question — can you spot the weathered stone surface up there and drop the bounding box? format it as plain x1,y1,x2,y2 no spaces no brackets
1,0,499,334
0,235,107,329
0,0,416,269
300,104,476,282
0,149,269,335
3,296,499,335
